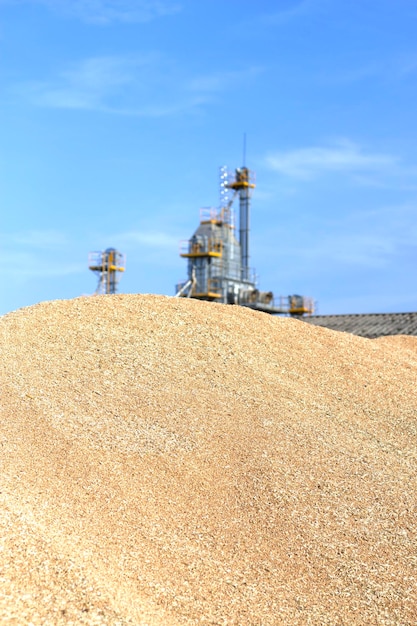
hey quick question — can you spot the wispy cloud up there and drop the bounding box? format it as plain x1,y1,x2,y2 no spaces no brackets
187,66,264,93
316,54,417,86
315,63,383,85
13,54,261,116
295,232,395,269
0,225,181,283
309,202,417,270
398,53,417,77
17,55,158,111
265,139,400,181
10,229,69,249
116,230,179,249
258,0,322,25
0,0,182,24
256,201,417,273
90,228,184,274
1,230,84,278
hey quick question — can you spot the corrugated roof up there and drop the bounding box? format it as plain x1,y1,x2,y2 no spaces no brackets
303,312,417,338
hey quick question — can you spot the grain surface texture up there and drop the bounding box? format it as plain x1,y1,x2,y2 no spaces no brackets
1,294,416,625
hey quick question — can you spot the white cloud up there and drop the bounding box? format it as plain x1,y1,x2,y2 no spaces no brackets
1,226,180,283
187,66,264,93
258,0,322,25
13,54,260,116
17,55,157,111
0,0,182,24
256,230,395,272
299,232,395,269
1,229,84,278
398,54,417,77
1,250,84,278
10,229,69,248
257,201,417,272
116,230,179,249
316,63,382,85
316,55,417,86
265,140,400,180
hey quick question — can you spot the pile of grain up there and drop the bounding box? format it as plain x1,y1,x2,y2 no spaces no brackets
1,294,416,625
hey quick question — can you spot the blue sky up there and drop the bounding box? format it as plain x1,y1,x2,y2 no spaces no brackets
1,0,416,316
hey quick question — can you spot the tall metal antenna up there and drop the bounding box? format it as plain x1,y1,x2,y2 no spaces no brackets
242,132,247,166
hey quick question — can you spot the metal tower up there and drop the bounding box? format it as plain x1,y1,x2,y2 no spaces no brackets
88,248,126,295
226,166,255,281
176,165,315,316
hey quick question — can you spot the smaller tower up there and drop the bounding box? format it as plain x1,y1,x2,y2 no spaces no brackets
88,248,126,295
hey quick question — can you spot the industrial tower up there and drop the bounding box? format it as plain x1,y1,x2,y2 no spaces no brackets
226,165,254,282
88,248,126,295
176,166,314,316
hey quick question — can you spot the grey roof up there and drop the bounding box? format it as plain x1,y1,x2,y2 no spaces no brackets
303,312,417,339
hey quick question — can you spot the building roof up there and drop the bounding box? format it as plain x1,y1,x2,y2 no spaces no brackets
303,312,417,339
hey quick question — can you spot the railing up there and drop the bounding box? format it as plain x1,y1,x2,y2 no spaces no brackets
179,239,223,257
239,291,315,315
199,207,220,223
206,277,222,296
88,251,126,271
199,206,235,226
276,295,315,315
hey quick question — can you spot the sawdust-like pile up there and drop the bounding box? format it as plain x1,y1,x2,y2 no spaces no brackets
1,294,416,625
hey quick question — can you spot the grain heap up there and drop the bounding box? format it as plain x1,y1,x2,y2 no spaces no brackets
1,294,416,625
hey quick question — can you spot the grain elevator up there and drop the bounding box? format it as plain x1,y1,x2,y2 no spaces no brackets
176,166,314,316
